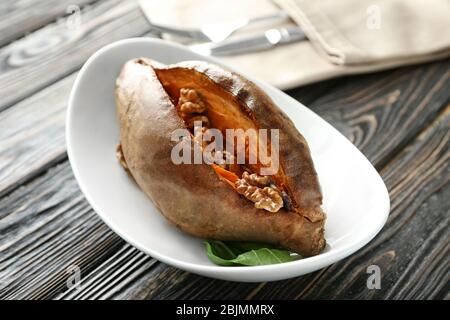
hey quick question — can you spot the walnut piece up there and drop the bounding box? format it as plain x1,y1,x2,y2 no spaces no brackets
241,171,270,187
235,174,283,212
177,88,209,131
116,144,128,170
180,101,206,114
180,87,198,102
179,88,206,114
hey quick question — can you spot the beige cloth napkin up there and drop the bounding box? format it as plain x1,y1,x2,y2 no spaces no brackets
140,0,450,89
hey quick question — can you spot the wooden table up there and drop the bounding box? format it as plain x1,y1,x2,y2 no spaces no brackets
0,0,448,300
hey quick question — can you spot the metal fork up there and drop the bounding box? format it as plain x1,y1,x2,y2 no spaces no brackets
149,11,289,43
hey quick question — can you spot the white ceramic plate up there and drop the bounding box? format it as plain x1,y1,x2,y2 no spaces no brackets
66,38,390,282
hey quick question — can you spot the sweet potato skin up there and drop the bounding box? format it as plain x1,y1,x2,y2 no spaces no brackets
115,58,326,256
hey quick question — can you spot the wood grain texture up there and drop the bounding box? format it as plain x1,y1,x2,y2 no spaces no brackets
0,57,448,299
0,163,127,299
292,60,450,167
0,0,153,111
0,0,99,47
0,73,75,198
0,161,160,300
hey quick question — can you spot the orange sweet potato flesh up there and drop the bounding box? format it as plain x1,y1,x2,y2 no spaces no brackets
157,67,256,132
115,58,326,256
156,67,264,177
211,164,239,184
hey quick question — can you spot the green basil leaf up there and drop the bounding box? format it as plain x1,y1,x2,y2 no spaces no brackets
205,241,236,266
205,240,299,266
231,248,297,266
223,241,281,252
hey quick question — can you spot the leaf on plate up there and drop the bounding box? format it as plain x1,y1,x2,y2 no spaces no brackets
205,240,299,266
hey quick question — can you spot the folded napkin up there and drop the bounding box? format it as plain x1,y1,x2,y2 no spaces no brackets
140,0,450,89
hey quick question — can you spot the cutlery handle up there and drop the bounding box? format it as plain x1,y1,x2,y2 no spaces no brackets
279,27,306,44
245,11,290,26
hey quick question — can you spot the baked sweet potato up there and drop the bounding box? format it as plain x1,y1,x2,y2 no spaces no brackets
115,58,326,257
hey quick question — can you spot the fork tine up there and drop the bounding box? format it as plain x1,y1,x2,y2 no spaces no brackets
150,24,211,42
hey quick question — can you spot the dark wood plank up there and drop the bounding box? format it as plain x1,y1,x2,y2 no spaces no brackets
0,163,128,299
0,73,75,198
0,58,448,299
0,0,153,111
0,160,160,300
295,60,450,167
0,0,99,47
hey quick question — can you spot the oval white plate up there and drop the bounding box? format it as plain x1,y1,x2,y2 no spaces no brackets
66,38,390,282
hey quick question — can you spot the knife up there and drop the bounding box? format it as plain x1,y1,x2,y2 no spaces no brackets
189,26,306,56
